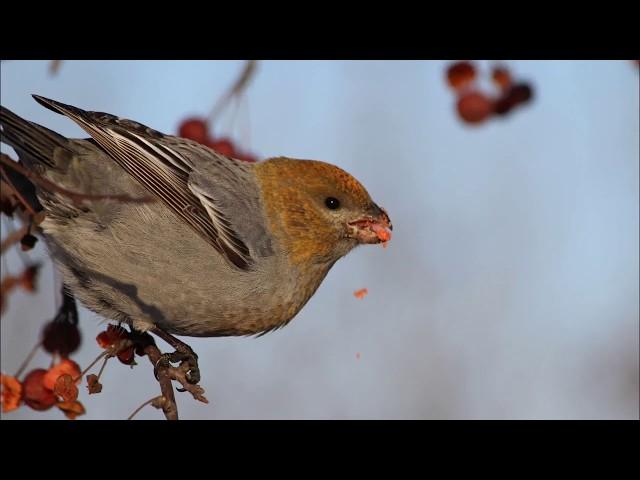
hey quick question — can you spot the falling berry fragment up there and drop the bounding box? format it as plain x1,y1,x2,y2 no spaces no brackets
353,288,369,300
446,61,476,91
457,91,493,124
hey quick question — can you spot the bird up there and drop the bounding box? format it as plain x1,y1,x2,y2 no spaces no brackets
0,95,392,383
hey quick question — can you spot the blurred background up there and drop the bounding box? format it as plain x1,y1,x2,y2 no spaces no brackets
1,60,638,419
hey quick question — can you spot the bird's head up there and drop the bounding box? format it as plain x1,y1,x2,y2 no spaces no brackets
255,157,392,268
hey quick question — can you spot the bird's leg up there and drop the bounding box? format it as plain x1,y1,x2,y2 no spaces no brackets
150,326,200,384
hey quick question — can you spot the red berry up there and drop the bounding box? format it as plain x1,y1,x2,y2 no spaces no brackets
42,321,81,356
178,118,208,144
22,369,57,411
208,138,235,157
117,346,135,365
234,151,258,163
456,91,493,124
508,83,533,105
446,61,476,91
491,66,512,91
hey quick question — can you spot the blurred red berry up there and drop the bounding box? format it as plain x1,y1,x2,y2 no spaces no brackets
42,321,81,357
492,66,512,91
446,61,476,91
96,324,129,349
178,118,209,144
22,369,57,411
508,83,533,105
208,138,236,157
456,91,493,124
117,346,135,365
493,94,515,116
234,151,258,163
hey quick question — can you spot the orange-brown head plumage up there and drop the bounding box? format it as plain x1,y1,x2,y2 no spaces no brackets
254,157,392,269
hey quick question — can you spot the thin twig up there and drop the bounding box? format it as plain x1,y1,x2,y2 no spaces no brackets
14,341,42,378
127,395,163,420
208,60,257,127
74,350,110,383
0,155,155,205
95,355,110,381
143,344,179,420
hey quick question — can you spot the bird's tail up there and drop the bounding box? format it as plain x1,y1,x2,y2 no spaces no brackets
0,103,70,170
0,104,70,211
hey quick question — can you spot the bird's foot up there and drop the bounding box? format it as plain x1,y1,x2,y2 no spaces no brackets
150,326,201,385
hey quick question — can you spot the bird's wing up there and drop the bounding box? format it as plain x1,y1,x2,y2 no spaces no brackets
32,95,256,271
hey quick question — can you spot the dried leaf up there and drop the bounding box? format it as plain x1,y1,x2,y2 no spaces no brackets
1,374,23,413
43,359,81,390
86,374,102,395
353,288,368,300
53,374,79,402
57,400,85,420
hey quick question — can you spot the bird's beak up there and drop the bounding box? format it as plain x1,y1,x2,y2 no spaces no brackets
347,204,393,245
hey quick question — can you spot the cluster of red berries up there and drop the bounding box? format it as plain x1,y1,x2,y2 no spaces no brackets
1,358,85,418
178,118,258,162
446,61,534,125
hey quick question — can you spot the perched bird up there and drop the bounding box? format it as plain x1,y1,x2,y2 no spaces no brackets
0,96,392,383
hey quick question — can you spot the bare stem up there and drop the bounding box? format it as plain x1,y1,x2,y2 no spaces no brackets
127,395,162,420
207,60,257,128
14,340,42,378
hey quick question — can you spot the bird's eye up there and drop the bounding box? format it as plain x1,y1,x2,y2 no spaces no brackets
325,197,341,210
